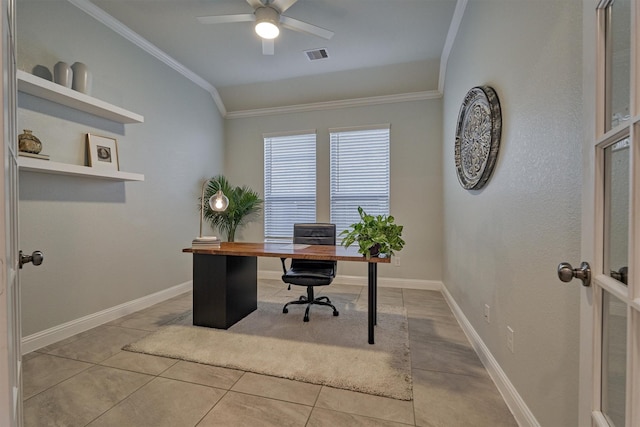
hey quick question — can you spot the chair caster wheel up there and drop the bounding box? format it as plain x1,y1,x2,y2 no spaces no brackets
283,308,288,314
333,311,339,316
304,316,309,322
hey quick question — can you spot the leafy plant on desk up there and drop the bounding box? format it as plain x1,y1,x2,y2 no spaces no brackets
339,206,405,259
201,175,263,242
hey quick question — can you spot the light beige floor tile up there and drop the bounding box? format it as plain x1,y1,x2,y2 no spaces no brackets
406,305,457,321
35,325,111,353
100,350,178,375
307,407,411,426
23,365,152,427
231,372,321,405
197,391,312,427
402,289,445,303
378,295,405,306
407,317,469,345
410,339,487,378
22,354,92,399
315,387,414,425
88,377,224,427
43,326,150,363
107,314,170,331
412,369,517,427
161,360,244,389
22,351,41,362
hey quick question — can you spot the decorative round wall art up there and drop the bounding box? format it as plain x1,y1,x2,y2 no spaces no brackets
454,85,502,190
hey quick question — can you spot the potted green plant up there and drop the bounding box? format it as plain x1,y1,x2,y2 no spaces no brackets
201,175,263,242
339,206,405,259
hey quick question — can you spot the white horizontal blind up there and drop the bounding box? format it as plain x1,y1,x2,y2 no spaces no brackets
330,125,390,237
264,132,316,241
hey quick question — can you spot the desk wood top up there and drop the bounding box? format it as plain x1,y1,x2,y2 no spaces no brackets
183,242,391,263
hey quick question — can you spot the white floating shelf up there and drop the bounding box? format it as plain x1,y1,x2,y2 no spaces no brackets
17,70,144,124
18,157,144,182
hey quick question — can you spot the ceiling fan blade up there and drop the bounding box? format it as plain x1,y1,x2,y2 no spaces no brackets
197,14,255,24
262,39,274,55
280,16,334,40
246,0,265,9
270,0,298,13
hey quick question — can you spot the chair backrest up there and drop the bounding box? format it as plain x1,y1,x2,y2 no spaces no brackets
291,223,336,272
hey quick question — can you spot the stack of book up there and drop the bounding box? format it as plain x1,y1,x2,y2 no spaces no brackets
192,236,221,249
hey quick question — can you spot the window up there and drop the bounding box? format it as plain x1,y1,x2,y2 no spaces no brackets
330,125,390,237
264,131,316,241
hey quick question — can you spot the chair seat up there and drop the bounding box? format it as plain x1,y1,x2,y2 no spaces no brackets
282,268,334,286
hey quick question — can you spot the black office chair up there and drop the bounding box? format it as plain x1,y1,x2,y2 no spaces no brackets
281,223,339,322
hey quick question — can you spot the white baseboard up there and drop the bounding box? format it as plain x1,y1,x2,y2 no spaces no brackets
21,281,192,354
258,269,442,291
440,284,539,427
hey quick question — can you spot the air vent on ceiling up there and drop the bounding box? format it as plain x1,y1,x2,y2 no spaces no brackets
304,48,329,61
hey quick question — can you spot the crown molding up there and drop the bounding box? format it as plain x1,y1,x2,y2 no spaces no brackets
225,90,442,119
67,0,227,116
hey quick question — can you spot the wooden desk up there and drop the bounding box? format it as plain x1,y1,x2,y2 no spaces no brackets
183,242,390,344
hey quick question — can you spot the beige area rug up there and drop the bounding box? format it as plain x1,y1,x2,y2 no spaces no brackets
124,299,412,400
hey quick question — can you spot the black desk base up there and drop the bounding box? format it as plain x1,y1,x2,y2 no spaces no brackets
192,254,257,329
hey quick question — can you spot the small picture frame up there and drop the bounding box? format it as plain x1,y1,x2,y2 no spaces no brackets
86,134,119,170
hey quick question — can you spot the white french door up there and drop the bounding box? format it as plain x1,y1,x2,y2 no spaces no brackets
0,0,21,424
579,0,640,426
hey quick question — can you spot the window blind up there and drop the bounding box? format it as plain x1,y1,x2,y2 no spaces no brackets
264,132,316,241
330,126,390,237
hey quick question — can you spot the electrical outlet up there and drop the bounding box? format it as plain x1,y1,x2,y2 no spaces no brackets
394,256,401,267
507,326,514,353
484,304,490,323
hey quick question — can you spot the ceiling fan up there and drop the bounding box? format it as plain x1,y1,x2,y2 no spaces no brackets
197,0,334,55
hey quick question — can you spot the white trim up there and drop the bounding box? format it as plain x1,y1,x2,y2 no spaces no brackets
263,129,317,138
225,91,442,119
21,281,192,354
67,0,227,116
328,123,391,133
441,284,540,427
439,0,468,94
258,269,442,291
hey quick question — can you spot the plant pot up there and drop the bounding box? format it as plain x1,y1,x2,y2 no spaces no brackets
368,243,381,257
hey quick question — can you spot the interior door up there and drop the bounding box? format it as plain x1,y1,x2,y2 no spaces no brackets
0,0,21,424
577,0,639,426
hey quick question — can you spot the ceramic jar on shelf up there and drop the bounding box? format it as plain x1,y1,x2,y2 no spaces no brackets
53,61,72,88
71,62,91,95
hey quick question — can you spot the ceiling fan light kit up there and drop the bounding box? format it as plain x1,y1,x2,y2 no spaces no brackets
198,0,334,55
254,7,280,39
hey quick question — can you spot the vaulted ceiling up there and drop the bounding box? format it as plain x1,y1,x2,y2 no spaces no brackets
73,0,460,113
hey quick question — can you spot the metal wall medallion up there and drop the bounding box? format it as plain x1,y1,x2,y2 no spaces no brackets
454,86,502,190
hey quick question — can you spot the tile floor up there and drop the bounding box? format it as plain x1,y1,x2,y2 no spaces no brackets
23,280,518,426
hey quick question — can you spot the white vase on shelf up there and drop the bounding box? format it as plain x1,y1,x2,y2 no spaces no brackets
53,61,72,88
71,62,91,95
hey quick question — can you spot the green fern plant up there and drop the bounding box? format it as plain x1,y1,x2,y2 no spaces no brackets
339,206,405,259
200,175,263,242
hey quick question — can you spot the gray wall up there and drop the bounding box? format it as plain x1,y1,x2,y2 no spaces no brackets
17,1,224,336
442,1,582,425
225,100,443,282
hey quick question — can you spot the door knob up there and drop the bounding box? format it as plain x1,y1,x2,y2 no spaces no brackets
610,266,628,285
19,250,43,269
557,261,591,287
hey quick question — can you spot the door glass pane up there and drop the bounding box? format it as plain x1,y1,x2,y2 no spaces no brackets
604,139,629,285
606,0,631,131
601,292,627,427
